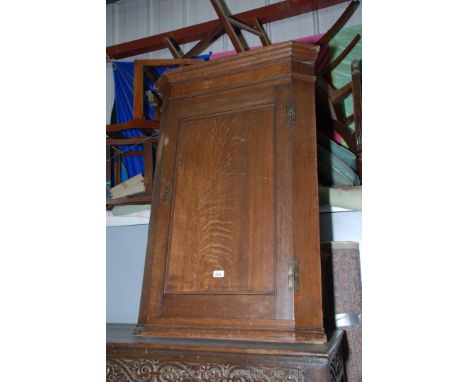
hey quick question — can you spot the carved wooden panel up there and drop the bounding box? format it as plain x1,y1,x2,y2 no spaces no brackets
106,359,306,382
165,106,275,294
329,348,345,382
107,326,345,382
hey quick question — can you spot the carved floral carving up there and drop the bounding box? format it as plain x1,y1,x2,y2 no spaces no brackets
328,349,344,382
106,358,305,382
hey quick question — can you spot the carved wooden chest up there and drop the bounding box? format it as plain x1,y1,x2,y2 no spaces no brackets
107,324,345,382
136,41,326,344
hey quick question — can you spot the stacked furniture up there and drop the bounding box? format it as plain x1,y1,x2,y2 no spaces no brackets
106,59,200,208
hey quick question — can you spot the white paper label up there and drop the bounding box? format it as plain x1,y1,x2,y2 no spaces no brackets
213,270,224,278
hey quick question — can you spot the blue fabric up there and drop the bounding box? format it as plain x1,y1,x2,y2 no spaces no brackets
112,54,211,183
112,61,143,182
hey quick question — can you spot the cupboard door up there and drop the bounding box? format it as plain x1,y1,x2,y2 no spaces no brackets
143,85,296,327
165,105,275,295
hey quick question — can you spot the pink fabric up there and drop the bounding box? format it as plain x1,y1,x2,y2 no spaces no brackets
333,131,345,145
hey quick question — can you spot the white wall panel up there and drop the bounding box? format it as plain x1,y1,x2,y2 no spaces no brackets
155,0,186,32
114,0,149,43
269,12,317,42
106,5,115,46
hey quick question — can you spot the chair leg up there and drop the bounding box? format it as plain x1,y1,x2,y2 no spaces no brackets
143,141,154,197
253,18,271,47
183,23,225,58
210,0,245,53
115,154,121,186
164,37,183,59
351,59,362,182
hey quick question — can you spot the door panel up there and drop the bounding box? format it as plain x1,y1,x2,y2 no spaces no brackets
161,295,276,319
165,105,275,295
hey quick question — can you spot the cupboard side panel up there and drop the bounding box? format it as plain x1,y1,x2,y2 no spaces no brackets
291,77,324,330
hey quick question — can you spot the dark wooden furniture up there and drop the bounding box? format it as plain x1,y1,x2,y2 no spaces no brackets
107,324,345,382
314,1,362,185
137,41,326,344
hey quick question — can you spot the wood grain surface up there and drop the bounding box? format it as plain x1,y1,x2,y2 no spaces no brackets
165,106,275,294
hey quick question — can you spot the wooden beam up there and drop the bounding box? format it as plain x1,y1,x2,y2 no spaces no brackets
128,59,202,66
228,17,263,37
106,0,349,59
119,150,145,157
106,119,159,133
106,136,159,145
106,194,152,206
133,61,145,119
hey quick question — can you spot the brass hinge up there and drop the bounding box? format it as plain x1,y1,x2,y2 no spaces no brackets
288,260,299,291
286,101,296,128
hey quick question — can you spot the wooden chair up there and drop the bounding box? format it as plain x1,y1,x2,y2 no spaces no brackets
314,1,362,184
314,0,360,121
164,0,271,59
351,59,362,181
106,135,159,207
106,59,201,207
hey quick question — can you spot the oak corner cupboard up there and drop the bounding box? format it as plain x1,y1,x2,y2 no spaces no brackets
137,41,325,344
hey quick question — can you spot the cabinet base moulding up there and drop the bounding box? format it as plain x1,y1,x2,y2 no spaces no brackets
135,324,327,344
